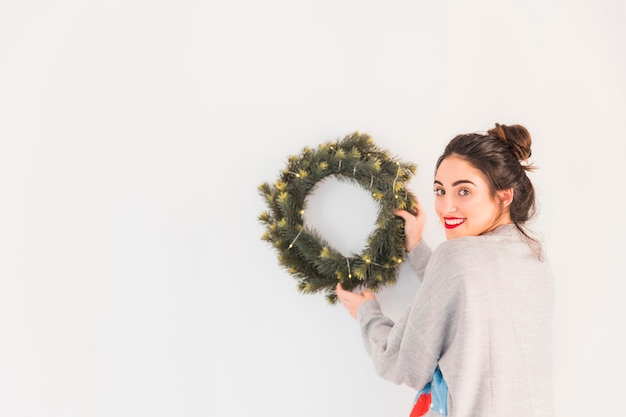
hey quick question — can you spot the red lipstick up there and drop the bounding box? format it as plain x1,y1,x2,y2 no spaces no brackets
443,217,466,229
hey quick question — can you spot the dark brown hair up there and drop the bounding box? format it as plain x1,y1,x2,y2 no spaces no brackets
436,123,540,250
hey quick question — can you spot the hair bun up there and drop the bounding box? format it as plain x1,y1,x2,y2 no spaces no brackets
488,123,532,161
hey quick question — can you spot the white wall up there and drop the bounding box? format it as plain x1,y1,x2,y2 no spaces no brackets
1,1,624,416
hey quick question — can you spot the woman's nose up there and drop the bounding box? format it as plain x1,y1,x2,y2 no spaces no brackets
443,197,457,213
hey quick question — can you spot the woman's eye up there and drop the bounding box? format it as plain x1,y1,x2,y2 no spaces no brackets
459,188,470,196
434,188,445,196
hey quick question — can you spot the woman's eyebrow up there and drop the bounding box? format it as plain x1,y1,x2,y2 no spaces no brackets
433,179,476,186
453,180,476,187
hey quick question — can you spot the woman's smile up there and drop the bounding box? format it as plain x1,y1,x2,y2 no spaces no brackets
443,217,466,229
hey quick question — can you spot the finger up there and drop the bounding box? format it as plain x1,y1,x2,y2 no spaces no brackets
336,283,354,306
394,209,412,221
361,290,375,301
336,282,348,297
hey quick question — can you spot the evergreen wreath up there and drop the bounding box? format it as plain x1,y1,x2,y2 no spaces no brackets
258,132,418,304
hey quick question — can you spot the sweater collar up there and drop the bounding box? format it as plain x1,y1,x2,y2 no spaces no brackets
481,223,519,238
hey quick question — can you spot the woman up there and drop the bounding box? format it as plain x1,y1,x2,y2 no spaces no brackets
336,124,554,417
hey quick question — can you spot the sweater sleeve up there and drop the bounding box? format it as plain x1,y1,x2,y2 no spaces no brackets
356,240,464,391
406,239,432,279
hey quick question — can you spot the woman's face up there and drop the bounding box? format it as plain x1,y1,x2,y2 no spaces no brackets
434,155,506,240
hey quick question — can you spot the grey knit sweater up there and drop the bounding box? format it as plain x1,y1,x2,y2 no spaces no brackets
357,224,554,417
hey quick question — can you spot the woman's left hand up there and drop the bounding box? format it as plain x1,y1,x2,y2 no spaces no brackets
335,283,376,319
395,198,426,252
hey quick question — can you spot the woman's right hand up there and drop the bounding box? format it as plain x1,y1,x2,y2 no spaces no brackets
395,199,426,252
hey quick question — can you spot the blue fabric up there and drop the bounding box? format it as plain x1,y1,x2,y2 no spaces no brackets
414,366,449,416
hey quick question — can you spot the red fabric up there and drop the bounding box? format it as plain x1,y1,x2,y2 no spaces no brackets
410,392,432,417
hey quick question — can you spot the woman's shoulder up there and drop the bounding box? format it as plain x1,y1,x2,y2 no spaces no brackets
424,237,505,288
431,227,523,263
432,234,491,256
432,224,540,266
425,237,482,279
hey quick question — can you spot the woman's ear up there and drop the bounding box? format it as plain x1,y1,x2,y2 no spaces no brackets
498,188,514,207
